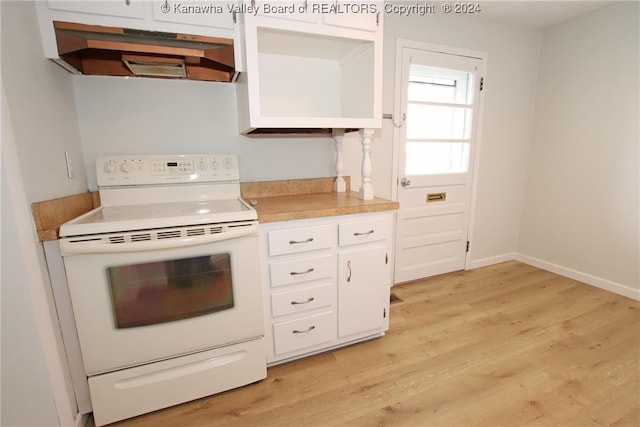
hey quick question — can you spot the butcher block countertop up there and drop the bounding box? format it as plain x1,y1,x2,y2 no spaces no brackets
32,177,398,241
240,177,399,223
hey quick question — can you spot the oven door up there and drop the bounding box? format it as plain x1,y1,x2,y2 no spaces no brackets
61,228,263,376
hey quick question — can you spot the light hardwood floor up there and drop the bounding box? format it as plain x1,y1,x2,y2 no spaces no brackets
95,261,640,427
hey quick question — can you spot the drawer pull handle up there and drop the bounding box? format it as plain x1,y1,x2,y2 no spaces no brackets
289,237,314,245
290,268,314,276
354,229,374,236
292,325,316,334
290,297,315,305
347,260,352,282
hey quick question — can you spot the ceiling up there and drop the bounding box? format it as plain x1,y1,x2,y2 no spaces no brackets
472,1,614,29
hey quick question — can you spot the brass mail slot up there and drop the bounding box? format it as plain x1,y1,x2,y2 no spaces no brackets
426,192,446,202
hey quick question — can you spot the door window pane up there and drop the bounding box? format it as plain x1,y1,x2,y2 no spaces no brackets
408,66,473,104
108,254,233,328
405,142,470,175
404,63,475,175
406,104,473,140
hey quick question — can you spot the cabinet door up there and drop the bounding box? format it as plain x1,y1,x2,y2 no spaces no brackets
321,1,381,32
151,1,236,30
47,0,145,18
254,0,319,22
338,245,387,338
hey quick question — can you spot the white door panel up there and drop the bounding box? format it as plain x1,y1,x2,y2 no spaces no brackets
399,214,466,248
396,240,466,279
394,46,484,284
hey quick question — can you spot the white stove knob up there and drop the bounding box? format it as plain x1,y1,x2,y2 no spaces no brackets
104,161,116,173
120,162,131,173
212,159,219,170
224,158,232,169
199,160,207,170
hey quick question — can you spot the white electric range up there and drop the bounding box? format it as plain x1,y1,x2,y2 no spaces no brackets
59,154,266,426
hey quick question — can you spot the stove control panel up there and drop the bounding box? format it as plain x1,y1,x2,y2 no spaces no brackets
97,154,240,187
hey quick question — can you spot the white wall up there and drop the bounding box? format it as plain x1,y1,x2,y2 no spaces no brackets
1,2,87,202
1,89,61,427
1,1,86,425
519,2,640,296
342,9,543,265
72,76,337,189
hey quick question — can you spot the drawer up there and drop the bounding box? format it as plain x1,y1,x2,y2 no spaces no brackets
273,311,335,355
271,283,334,317
339,216,391,247
269,254,334,288
268,224,334,256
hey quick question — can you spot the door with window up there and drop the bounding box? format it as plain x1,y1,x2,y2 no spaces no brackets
394,47,484,284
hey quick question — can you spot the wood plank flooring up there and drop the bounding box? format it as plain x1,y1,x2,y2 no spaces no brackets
95,261,640,427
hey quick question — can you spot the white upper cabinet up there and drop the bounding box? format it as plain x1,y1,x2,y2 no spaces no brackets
150,1,236,30
46,0,146,19
36,0,245,71
321,1,381,32
237,0,383,134
254,0,319,23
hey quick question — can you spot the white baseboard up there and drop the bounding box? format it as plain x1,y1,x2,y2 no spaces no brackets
467,253,516,270
515,254,640,301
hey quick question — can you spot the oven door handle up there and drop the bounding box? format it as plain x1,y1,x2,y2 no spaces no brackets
60,225,258,255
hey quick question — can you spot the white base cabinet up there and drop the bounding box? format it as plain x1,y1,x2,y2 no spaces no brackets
338,245,387,337
260,211,393,365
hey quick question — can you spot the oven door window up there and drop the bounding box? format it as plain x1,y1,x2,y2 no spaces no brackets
107,254,234,328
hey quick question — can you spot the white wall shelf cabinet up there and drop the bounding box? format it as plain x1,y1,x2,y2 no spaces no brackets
36,0,244,71
237,1,383,134
259,211,393,366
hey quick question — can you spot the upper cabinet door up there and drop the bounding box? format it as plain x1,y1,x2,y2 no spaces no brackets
253,0,320,23
47,0,145,19
322,1,382,32
151,1,236,30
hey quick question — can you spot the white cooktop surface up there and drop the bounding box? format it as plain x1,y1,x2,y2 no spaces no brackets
60,198,256,237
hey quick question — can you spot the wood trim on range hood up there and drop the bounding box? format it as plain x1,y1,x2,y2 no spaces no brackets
53,21,238,82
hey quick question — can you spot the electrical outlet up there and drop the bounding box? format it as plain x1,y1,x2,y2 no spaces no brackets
65,151,75,179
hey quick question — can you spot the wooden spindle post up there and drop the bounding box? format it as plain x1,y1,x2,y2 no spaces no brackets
332,128,346,192
359,128,374,200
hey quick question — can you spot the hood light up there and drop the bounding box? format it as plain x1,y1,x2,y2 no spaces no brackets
122,55,186,79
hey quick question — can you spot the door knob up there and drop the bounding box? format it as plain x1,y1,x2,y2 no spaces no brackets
400,178,411,187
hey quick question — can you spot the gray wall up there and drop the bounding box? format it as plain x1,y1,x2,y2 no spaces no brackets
519,1,640,293
72,76,337,189
1,1,84,426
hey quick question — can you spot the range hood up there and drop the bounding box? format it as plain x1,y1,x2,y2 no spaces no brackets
52,21,237,82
